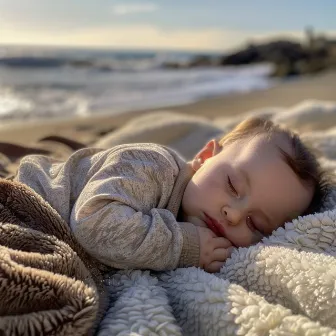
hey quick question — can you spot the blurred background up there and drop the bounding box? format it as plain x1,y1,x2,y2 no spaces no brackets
0,0,335,123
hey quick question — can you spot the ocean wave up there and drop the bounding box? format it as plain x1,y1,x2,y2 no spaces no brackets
0,55,173,72
0,56,109,70
0,65,274,121
0,88,33,117
0,46,218,72
0,46,274,122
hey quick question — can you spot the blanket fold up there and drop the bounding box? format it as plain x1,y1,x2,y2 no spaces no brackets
100,271,182,336
0,179,107,336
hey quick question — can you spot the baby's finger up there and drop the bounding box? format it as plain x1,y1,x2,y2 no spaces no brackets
212,247,234,261
206,261,225,273
213,237,233,249
197,226,219,238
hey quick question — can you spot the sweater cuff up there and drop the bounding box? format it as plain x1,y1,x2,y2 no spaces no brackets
178,222,200,268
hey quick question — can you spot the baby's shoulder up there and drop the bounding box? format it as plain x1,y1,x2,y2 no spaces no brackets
107,143,179,170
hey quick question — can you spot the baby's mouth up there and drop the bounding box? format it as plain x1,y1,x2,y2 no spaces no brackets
203,213,238,248
204,213,226,237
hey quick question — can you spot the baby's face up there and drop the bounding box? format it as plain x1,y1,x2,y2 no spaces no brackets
182,133,314,247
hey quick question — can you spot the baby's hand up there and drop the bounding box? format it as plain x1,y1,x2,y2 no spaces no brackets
197,226,234,273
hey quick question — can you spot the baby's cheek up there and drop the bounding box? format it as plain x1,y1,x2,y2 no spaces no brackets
231,228,261,247
251,231,264,245
186,216,207,228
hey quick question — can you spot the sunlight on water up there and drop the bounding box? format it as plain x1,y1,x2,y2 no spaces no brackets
0,88,33,116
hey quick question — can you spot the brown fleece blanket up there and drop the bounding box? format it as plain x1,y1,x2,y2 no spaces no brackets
0,178,107,336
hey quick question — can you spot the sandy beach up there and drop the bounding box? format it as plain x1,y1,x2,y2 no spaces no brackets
0,70,335,146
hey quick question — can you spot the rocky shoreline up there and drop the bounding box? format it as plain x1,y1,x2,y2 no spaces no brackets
163,29,336,78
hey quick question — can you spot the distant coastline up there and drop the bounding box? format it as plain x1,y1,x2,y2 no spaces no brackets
162,28,336,78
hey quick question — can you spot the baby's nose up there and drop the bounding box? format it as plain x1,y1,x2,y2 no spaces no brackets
223,207,244,226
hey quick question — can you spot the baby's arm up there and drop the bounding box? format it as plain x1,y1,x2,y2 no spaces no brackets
70,145,199,270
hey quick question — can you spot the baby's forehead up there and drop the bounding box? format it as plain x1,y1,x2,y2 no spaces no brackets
242,132,292,156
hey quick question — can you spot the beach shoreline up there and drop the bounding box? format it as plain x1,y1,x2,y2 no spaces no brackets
1,70,336,146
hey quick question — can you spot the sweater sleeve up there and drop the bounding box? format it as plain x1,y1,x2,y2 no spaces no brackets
70,145,200,270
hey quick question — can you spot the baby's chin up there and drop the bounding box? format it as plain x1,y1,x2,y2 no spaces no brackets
184,215,207,228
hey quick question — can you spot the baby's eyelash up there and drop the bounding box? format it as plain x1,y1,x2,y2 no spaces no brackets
246,216,256,231
227,176,238,196
247,216,264,235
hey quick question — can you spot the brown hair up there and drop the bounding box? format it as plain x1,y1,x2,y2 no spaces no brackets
218,117,332,215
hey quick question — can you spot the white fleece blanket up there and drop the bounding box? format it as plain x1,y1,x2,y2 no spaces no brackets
96,100,336,336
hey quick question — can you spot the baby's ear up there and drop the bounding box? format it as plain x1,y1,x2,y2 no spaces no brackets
192,140,221,169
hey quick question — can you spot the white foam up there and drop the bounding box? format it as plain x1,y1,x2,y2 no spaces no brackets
0,88,33,117
0,63,274,120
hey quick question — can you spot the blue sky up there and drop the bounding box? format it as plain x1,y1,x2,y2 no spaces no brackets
1,0,335,51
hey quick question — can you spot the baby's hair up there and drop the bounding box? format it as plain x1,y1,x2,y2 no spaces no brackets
218,117,332,215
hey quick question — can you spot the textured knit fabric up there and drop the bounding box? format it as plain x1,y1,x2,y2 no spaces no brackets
15,143,200,270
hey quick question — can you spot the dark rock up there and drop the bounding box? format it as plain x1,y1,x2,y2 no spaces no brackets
219,38,336,77
162,55,217,69
270,61,301,78
162,62,186,69
188,55,216,67
161,31,336,78
68,59,95,68
219,41,309,66
219,45,263,65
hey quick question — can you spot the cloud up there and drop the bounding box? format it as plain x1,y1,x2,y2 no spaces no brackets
1,22,336,51
111,2,158,16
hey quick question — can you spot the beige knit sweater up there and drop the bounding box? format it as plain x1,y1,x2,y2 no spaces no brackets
15,143,200,270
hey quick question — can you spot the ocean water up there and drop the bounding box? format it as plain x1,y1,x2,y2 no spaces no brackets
0,45,275,121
